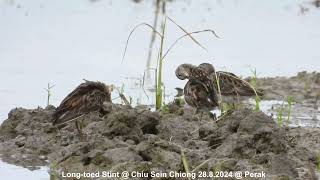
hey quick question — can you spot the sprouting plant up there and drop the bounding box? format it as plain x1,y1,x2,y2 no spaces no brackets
277,101,285,127
316,153,320,172
44,83,55,106
181,149,191,180
122,15,219,110
221,102,233,115
250,68,260,111
160,103,170,114
286,96,294,126
49,161,59,180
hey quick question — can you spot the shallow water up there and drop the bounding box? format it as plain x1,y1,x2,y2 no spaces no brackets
248,99,320,127
0,160,48,180
1,0,320,121
0,0,320,179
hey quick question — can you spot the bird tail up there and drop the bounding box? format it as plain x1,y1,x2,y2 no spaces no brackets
235,87,264,97
52,108,83,126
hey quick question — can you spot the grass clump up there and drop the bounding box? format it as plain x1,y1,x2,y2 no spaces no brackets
49,161,59,180
277,101,285,127
276,95,295,127
122,0,219,110
122,14,219,110
160,103,170,114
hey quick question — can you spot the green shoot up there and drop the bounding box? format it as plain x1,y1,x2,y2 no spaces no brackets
286,96,294,126
277,101,285,127
44,83,55,106
155,16,166,110
49,161,59,180
160,103,170,114
250,68,260,111
181,149,191,180
317,153,320,172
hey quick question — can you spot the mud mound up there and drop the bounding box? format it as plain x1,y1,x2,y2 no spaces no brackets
0,104,319,179
256,71,320,102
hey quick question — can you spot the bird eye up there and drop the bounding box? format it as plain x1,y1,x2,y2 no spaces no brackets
178,74,185,80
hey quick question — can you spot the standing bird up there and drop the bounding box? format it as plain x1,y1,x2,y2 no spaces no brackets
175,63,263,118
52,80,113,138
175,64,219,119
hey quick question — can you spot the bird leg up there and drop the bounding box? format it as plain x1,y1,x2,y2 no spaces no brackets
194,108,202,122
210,112,217,120
199,111,204,122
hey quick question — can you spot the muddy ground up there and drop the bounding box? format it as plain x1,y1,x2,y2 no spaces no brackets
0,72,319,180
255,71,320,103
250,71,320,127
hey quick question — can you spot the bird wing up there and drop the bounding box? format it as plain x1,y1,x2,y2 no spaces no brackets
214,71,263,96
190,66,216,92
53,81,105,125
184,81,218,109
59,81,103,106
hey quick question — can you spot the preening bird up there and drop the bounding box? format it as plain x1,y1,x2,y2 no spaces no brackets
175,63,263,116
176,63,219,118
183,80,219,113
52,80,113,137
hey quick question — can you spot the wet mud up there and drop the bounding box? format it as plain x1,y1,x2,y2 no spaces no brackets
0,103,319,179
0,71,319,179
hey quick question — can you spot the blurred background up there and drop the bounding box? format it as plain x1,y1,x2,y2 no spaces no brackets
0,0,320,121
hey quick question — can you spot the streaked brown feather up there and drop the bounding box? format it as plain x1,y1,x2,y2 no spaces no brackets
53,80,112,125
189,66,216,93
184,81,218,111
214,71,263,96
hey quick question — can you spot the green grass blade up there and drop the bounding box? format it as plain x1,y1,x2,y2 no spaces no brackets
166,16,208,52
162,29,219,60
181,149,191,180
122,23,163,63
156,16,166,110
